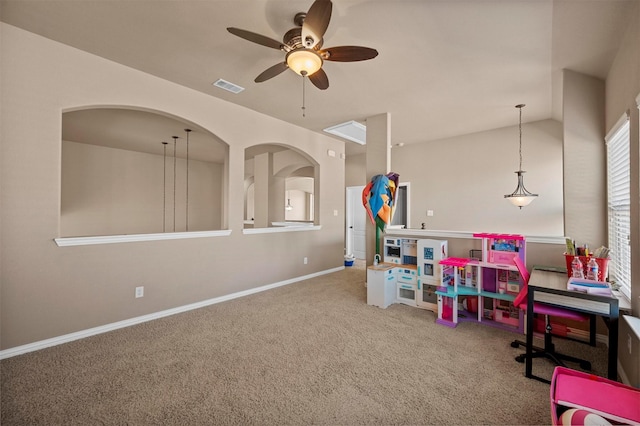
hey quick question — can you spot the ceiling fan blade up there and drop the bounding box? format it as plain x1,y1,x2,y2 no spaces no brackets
227,27,284,50
309,68,329,90
320,46,379,62
255,62,289,83
301,0,332,49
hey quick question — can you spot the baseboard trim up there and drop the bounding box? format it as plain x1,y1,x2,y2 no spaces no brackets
617,360,631,386
565,327,635,386
0,266,344,360
564,326,608,346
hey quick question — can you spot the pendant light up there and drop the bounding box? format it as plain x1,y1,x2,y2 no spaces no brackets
184,129,191,231
162,141,168,232
285,191,294,211
504,104,538,209
172,135,178,231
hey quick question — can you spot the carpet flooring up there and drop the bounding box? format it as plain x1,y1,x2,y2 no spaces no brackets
1,260,609,425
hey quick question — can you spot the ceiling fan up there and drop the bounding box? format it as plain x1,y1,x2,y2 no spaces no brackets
227,0,378,90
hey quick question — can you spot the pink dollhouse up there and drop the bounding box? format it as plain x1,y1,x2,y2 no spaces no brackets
435,233,526,332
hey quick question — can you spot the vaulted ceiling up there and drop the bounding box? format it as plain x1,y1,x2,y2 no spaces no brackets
1,0,634,157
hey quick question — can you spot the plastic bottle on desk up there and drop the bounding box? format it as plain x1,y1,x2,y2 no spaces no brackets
571,257,584,279
586,257,599,281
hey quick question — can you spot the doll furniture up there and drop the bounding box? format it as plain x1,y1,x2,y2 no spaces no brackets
435,233,526,332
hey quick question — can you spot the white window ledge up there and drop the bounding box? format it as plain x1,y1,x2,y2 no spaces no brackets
54,230,232,247
243,225,321,235
624,315,640,340
386,229,566,245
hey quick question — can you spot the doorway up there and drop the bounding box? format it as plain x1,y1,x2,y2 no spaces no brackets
346,186,366,259
346,183,410,260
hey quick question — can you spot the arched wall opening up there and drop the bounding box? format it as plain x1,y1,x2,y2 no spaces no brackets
60,106,229,237
243,144,318,228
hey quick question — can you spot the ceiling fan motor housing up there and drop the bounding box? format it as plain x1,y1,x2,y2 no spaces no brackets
284,26,323,51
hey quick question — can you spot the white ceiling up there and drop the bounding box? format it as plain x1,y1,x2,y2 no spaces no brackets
1,0,634,157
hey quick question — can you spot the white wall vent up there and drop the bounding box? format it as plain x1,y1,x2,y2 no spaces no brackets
323,120,366,145
213,79,245,94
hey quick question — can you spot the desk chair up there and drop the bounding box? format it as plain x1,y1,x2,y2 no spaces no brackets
510,267,592,374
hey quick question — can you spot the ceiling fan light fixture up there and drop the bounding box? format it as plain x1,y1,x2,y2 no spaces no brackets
286,49,323,76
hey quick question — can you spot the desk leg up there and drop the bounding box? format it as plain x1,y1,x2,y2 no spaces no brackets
608,317,618,380
525,286,535,379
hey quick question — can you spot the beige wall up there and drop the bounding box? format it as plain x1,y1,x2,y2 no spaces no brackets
605,1,640,387
562,70,606,250
345,153,366,188
380,119,564,236
61,141,223,236
0,24,345,350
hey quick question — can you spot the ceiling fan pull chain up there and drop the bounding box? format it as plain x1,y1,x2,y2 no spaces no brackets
301,73,307,117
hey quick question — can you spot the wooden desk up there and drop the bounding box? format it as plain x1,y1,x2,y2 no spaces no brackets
526,267,629,381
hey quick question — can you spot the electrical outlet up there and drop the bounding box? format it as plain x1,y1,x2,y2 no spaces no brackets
135,286,144,298
628,334,632,355
304,257,308,265
427,210,434,217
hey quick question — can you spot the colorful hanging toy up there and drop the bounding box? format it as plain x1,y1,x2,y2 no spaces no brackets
362,172,399,254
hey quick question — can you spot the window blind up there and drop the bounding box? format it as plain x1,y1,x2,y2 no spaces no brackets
605,114,631,299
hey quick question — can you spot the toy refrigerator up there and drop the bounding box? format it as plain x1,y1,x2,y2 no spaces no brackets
416,239,448,310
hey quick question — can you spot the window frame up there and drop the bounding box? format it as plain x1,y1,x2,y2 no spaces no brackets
605,112,631,299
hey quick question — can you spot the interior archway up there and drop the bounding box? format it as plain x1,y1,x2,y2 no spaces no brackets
244,144,318,228
61,107,229,237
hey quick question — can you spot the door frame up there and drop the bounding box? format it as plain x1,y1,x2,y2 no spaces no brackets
346,185,366,259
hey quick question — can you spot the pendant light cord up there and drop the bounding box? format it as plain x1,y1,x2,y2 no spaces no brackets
517,103,525,171
162,142,168,232
172,136,177,232
185,129,191,232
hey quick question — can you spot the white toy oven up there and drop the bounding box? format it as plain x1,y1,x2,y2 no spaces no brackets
396,267,417,306
396,282,417,306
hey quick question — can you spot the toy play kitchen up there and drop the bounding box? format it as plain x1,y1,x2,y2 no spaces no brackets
367,233,527,334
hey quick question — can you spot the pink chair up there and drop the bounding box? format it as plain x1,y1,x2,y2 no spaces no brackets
510,267,593,380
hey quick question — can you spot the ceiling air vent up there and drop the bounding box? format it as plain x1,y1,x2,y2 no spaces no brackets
323,120,366,145
213,79,245,94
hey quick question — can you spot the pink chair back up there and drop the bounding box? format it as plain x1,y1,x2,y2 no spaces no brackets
512,261,589,321
512,257,529,309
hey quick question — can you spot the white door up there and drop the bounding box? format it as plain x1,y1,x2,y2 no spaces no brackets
346,186,367,259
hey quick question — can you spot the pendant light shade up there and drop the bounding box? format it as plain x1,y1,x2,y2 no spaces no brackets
285,191,294,211
504,104,538,209
506,170,537,208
